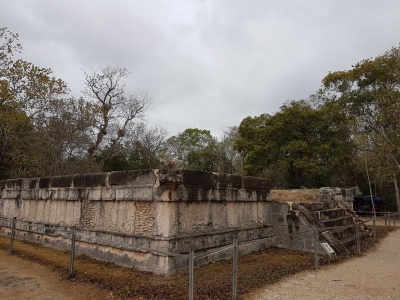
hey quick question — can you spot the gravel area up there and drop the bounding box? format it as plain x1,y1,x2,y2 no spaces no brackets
244,228,400,300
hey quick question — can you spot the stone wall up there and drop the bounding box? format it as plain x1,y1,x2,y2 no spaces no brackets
0,162,276,274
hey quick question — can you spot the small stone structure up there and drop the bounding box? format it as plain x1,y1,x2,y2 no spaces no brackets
0,161,278,274
0,162,358,274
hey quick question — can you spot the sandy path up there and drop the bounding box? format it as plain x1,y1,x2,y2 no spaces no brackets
244,229,400,300
0,251,114,300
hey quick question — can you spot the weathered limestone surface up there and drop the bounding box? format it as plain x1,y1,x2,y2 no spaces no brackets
0,162,275,274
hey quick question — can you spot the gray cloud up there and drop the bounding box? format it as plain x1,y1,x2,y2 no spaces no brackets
1,0,399,135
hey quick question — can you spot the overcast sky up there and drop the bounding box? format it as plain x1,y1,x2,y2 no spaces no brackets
1,0,399,136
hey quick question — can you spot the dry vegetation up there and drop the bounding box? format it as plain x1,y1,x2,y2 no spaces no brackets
271,189,319,202
0,226,393,300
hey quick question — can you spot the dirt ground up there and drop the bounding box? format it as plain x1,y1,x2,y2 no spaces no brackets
0,222,396,300
0,251,115,300
245,227,400,300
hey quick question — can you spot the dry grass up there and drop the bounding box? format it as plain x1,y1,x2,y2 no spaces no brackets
271,189,319,202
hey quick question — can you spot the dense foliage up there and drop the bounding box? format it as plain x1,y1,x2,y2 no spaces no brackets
236,100,356,188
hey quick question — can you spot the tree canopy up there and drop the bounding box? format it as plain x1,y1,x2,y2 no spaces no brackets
236,100,355,188
321,45,400,210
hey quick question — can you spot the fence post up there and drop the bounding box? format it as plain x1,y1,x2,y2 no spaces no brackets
355,222,360,254
313,224,318,270
394,214,397,229
69,226,76,276
385,214,388,235
388,212,391,227
9,217,16,254
189,249,194,300
232,236,238,300
373,217,376,241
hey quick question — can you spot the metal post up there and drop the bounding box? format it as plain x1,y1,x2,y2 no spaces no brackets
355,223,360,254
189,249,194,300
385,215,388,235
388,212,391,227
394,214,397,229
313,224,318,270
69,226,76,276
232,236,238,299
373,217,376,241
9,217,16,254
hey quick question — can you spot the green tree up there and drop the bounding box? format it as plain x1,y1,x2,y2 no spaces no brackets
236,100,355,188
163,128,220,171
0,27,93,178
322,45,400,210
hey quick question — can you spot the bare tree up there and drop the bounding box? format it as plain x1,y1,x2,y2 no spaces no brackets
82,66,150,159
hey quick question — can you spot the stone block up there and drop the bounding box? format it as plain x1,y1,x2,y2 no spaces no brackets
28,179,39,189
212,202,228,230
131,186,153,201
5,179,23,189
51,175,73,188
117,201,136,234
109,169,155,186
177,202,212,234
35,200,45,222
56,201,67,224
273,213,287,226
0,180,5,191
65,201,75,225
230,175,243,189
87,187,102,200
243,176,270,191
183,170,215,187
272,201,289,214
153,202,177,237
101,187,116,201
158,160,183,186
226,202,240,228
238,202,258,228
39,178,51,189
214,173,230,188
183,186,213,201
134,201,153,235
257,202,272,226
49,201,58,224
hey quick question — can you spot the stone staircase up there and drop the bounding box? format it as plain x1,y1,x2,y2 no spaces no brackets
292,201,360,256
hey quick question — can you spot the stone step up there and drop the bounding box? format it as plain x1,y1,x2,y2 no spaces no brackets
330,226,356,240
320,231,349,256
340,231,370,248
321,216,354,228
316,208,346,220
296,202,337,211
